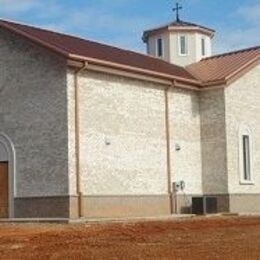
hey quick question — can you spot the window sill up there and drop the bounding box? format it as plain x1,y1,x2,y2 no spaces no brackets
178,53,188,57
239,181,255,185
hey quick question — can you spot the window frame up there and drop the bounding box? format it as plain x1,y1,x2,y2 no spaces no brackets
178,34,188,56
156,37,164,58
201,37,206,56
239,125,254,185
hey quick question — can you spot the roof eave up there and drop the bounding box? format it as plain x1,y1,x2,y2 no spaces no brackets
199,56,260,88
225,56,260,84
0,21,70,58
69,53,202,88
0,20,202,89
143,25,215,41
168,26,215,38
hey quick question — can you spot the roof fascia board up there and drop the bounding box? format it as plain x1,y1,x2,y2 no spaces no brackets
68,59,173,86
199,56,260,89
201,79,227,87
199,84,226,91
144,26,214,39
225,57,260,85
168,26,214,37
69,54,202,87
68,59,203,90
174,80,200,90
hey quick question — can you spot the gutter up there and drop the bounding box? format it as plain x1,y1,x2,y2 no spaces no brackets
74,61,88,218
164,83,174,214
68,54,201,87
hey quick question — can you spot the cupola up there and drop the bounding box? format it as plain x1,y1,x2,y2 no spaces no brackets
142,3,215,66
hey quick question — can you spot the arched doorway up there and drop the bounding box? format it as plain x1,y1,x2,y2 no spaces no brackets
0,133,15,218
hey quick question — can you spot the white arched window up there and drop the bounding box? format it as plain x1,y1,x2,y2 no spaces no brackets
239,125,254,184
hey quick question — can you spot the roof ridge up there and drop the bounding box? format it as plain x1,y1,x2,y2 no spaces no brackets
143,19,215,34
0,18,186,71
201,45,260,61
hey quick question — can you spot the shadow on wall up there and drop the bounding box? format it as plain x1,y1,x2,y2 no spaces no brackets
199,89,228,195
190,91,200,118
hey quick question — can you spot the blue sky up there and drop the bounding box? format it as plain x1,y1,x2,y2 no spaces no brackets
0,0,259,54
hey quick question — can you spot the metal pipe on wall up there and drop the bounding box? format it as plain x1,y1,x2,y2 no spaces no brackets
164,83,175,214
74,61,88,218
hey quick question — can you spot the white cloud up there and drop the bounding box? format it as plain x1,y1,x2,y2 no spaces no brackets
214,3,260,54
36,4,153,52
236,3,260,24
0,0,151,52
214,27,259,54
0,0,40,14
1,1,258,54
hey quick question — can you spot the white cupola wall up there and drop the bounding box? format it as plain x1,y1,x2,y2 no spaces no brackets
142,20,215,67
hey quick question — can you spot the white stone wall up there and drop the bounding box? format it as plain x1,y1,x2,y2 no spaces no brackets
225,64,260,195
74,71,168,195
169,88,202,194
67,70,204,197
0,28,69,197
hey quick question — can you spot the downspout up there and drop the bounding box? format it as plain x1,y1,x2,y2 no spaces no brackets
74,61,88,218
164,84,174,214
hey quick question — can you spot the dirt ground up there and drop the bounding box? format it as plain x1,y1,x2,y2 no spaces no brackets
0,216,259,260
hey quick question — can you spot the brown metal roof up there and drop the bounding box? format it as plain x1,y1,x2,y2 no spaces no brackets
0,19,258,89
186,46,260,86
0,19,197,83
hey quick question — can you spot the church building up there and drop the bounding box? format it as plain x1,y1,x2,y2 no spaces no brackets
0,8,259,218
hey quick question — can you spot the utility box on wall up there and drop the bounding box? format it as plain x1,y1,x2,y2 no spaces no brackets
192,196,218,215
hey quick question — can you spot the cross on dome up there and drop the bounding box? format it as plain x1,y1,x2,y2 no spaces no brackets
172,2,183,22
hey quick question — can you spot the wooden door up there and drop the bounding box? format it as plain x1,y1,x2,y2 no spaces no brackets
0,162,8,218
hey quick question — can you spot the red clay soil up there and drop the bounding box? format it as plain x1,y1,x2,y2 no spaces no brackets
0,216,259,260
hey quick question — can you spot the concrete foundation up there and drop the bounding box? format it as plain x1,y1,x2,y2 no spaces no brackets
14,196,70,218
9,193,260,218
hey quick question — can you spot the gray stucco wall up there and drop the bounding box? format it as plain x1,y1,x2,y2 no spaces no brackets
200,88,228,195
0,28,69,198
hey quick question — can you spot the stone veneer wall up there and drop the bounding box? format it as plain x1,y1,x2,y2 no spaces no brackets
67,70,170,217
1,26,258,218
169,88,203,213
67,69,204,217
0,28,70,217
225,64,260,213
75,70,168,196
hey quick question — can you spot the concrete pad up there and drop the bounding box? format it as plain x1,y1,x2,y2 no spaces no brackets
0,214,196,224
0,218,70,224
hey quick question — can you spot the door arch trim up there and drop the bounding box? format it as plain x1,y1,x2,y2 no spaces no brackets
0,133,16,218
